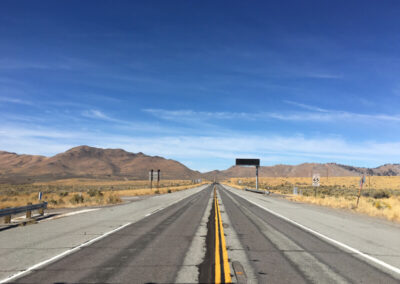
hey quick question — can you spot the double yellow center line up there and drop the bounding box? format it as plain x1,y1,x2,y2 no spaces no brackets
214,187,232,283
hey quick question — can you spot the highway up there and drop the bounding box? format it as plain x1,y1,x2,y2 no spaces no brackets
1,183,400,283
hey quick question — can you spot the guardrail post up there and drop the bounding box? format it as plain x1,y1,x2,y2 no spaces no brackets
38,207,44,216
4,215,11,223
26,202,32,219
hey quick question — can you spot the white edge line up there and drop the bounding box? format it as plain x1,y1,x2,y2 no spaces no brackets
224,185,400,275
0,222,132,284
41,208,100,222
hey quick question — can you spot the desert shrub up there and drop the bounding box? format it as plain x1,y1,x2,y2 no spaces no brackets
373,191,390,199
88,189,103,197
167,189,172,193
58,198,65,205
106,195,121,204
59,192,69,197
155,190,160,194
49,199,58,205
372,200,391,210
362,192,370,197
70,194,84,204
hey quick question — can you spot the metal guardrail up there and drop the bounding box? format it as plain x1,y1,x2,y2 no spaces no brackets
0,202,47,223
245,188,270,195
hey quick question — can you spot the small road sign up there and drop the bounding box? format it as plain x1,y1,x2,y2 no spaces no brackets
312,174,320,187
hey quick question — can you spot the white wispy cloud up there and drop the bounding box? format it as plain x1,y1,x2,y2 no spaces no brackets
82,109,113,121
0,96,34,105
0,60,52,70
283,101,400,122
0,57,92,71
143,109,248,121
303,73,343,79
144,105,400,124
283,100,330,112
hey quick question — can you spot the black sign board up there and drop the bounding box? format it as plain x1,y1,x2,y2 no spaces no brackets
236,159,260,166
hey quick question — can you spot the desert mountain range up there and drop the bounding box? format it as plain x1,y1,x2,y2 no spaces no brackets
0,146,399,183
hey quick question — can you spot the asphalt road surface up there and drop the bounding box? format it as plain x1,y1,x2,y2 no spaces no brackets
1,183,399,283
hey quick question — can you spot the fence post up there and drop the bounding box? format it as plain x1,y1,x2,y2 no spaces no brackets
26,202,32,219
38,207,44,216
4,215,11,223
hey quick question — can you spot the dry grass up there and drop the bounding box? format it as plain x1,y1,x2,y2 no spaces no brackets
223,176,400,223
0,190,122,209
288,195,400,222
227,176,400,190
33,178,194,188
113,184,202,197
0,179,207,209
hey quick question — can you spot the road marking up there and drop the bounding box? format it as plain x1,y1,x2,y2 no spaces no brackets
226,186,400,276
214,187,232,283
0,222,132,284
215,192,221,283
42,208,100,221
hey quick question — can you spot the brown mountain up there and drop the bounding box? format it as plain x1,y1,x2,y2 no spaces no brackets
0,146,201,183
202,163,400,180
1,146,399,183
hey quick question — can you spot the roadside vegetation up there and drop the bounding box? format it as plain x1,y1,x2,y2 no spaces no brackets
0,179,207,209
224,176,400,222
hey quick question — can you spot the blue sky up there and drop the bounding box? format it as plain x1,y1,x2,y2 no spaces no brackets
1,1,400,172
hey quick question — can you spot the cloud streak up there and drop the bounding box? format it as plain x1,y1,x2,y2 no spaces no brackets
82,109,114,121
0,96,34,105
144,105,400,124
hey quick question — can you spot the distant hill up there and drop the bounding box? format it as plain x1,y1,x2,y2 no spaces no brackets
0,146,201,183
202,163,400,180
0,145,399,183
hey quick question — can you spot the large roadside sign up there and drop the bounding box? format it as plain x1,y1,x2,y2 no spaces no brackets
235,158,261,190
236,159,260,166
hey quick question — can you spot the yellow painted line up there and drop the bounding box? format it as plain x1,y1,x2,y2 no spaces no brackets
214,187,232,283
215,194,221,283
217,199,232,283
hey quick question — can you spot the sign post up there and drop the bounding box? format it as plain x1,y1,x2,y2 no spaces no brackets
157,169,160,189
312,174,320,197
149,169,154,190
235,159,260,191
255,165,259,190
356,175,365,207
